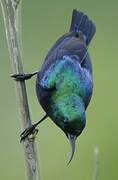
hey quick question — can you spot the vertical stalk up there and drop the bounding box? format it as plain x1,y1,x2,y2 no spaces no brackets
93,147,100,180
0,1,40,180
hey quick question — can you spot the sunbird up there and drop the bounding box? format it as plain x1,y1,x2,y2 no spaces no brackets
12,9,96,164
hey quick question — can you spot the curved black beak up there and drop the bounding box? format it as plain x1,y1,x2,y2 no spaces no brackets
67,134,77,165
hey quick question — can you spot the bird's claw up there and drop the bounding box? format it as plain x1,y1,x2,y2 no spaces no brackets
11,72,38,81
11,73,33,81
20,125,38,142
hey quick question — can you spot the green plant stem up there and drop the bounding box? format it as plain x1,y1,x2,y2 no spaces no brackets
93,147,100,180
0,1,40,180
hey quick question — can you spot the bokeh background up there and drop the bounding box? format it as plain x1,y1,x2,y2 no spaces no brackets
0,0,118,180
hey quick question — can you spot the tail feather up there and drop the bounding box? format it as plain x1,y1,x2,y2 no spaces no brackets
70,9,96,46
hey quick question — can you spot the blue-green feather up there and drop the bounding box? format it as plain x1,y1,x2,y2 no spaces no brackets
36,9,95,137
37,55,92,136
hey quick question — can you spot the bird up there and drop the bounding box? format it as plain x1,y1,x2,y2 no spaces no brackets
12,9,96,164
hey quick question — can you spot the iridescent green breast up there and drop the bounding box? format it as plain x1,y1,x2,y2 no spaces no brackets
39,56,92,132
42,56,92,106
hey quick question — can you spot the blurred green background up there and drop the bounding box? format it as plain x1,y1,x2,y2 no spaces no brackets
0,0,118,180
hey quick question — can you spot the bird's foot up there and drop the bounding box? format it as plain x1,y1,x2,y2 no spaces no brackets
20,124,38,142
11,71,38,81
20,115,48,142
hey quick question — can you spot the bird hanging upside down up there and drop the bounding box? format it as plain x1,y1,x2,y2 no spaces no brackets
12,9,96,164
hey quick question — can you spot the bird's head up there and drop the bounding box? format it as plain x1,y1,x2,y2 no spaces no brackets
52,95,86,164
63,107,86,165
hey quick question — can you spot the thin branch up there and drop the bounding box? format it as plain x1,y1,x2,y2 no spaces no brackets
93,147,100,180
0,1,40,180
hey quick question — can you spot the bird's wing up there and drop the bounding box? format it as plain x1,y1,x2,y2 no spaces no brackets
44,32,73,61
45,9,96,63
41,9,96,78
43,34,87,68
39,59,66,90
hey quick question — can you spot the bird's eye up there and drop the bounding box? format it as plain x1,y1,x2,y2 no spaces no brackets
64,121,68,126
64,119,69,126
